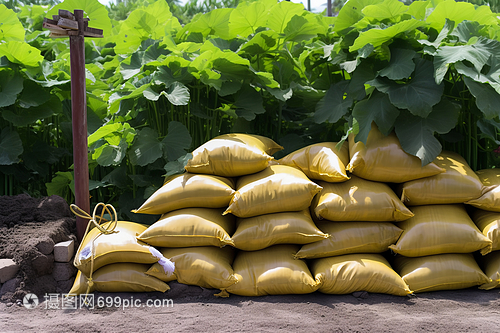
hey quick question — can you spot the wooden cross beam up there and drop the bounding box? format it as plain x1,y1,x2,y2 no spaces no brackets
43,9,103,241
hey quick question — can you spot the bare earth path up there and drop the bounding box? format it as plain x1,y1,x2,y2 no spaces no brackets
1,284,499,332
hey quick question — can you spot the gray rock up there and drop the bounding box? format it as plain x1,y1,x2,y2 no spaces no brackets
32,252,54,276
0,278,21,296
52,262,77,282
56,278,75,294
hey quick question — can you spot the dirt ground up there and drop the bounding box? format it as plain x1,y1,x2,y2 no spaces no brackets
1,285,499,332
1,194,499,332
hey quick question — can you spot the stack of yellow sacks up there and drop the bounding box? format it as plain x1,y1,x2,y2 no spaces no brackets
349,124,492,293
467,169,500,290
69,126,499,297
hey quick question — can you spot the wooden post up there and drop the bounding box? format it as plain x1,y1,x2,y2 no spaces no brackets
43,10,103,241
70,10,89,241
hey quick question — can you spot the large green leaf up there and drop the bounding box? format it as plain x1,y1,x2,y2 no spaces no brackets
361,0,407,20
234,85,266,121
283,13,325,43
238,31,278,55
0,128,23,165
477,118,500,145
0,41,43,67
0,4,25,42
181,8,232,39
48,0,112,38
394,99,460,165
266,1,305,34
164,153,192,177
464,77,500,120
353,91,400,143
426,0,496,32
95,139,128,167
128,127,163,167
434,37,500,84
120,52,143,80
454,59,500,94
0,70,23,108
314,81,352,124
369,58,444,118
334,0,384,33
46,171,74,198
378,48,416,80
88,123,123,146
144,82,190,106
17,80,51,108
153,57,193,86
161,121,192,162
2,96,60,127
350,19,424,52
228,0,275,38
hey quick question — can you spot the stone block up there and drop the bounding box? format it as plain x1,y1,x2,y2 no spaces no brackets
0,259,19,283
52,262,77,282
54,240,75,263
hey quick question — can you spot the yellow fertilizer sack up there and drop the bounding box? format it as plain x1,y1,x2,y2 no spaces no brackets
347,122,445,183
146,246,238,290
137,208,235,248
389,205,491,257
311,254,412,296
75,221,163,277
295,222,403,259
398,151,484,206
466,169,500,212
225,245,318,296
185,133,283,177
394,253,491,293
133,173,235,215
224,165,322,218
470,209,500,255
278,142,350,183
311,176,413,222
478,251,500,290
69,263,170,295
231,210,328,251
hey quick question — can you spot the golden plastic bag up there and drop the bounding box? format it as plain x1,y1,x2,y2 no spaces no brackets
389,205,491,257
185,133,283,177
470,209,500,255
295,222,403,259
478,251,500,290
133,173,235,215
225,245,318,296
466,169,500,212
232,210,328,251
398,151,485,206
311,176,413,222
74,221,159,277
311,254,412,296
224,165,322,218
393,253,491,293
347,122,445,183
69,264,170,295
278,142,350,183
137,208,235,248
146,246,238,290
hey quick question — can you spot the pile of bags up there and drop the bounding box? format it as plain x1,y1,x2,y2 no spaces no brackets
69,127,500,297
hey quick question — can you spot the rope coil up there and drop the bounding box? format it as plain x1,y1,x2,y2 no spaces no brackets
70,203,119,301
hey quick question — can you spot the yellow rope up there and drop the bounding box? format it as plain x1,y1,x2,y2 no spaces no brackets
70,203,119,303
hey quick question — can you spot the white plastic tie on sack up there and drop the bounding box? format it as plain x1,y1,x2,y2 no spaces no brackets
149,246,175,276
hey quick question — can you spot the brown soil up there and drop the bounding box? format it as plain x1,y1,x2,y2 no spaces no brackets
0,195,499,332
0,194,76,302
